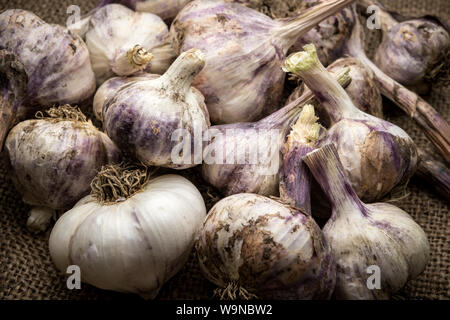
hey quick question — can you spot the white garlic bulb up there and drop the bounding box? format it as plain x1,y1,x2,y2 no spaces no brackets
85,4,176,85
49,166,206,298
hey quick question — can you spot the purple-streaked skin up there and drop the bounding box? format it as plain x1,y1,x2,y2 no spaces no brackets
202,69,349,198
103,49,210,169
195,193,336,299
170,0,355,124
4,115,121,212
279,144,314,214
416,148,450,202
284,43,418,203
0,10,95,117
344,8,450,164
303,144,430,299
287,57,383,128
0,50,27,149
93,73,159,120
360,0,450,94
85,4,177,85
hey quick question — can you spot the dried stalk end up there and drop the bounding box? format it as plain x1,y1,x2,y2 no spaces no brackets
127,45,154,68
213,282,258,300
35,104,87,122
90,162,154,204
287,104,322,147
283,43,320,74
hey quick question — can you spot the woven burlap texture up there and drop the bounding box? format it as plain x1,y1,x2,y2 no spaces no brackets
0,0,448,300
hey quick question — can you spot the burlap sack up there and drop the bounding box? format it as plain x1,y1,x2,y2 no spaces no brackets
0,0,448,300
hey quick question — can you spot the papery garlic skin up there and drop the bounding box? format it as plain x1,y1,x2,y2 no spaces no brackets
171,0,356,124
93,73,159,120
374,18,450,94
103,49,210,169
303,145,429,299
202,71,349,198
5,118,120,211
0,10,95,118
49,174,206,299
85,4,176,85
284,44,418,202
196,193,335,299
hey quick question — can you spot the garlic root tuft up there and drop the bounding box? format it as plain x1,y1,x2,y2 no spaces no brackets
213,282,258,300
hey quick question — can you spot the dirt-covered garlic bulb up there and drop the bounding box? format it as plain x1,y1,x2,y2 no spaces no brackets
171,0,356,124
303,144,429,299
49,163,206,298
103,48,210,169
4,105,120,233
0,10,96,146
84,4,177,85
196,108,335,299
283,44,418,202
93,73,158,120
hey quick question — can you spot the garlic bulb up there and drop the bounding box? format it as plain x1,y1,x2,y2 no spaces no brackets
283,44,418,203
361,0,450,94
170,0,356,124
286,57,383,128
196,108,335,299
344,11,450,163
49,164,206,298
103,48,210,169
85,4,177,85
93,73,158,120
202,70,349,197
4,105,120,233
0,10,96,145
303,144,429,299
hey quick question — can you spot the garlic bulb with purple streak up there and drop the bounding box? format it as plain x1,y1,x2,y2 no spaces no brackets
170,0,355,124
103,48,210,169
93,73,159,120
303,144,429,299
283,44,418,203
4,106,120,233
196,107,335,300
344,11,450,163
361,0,450,94
286,57,383,128
202,69,350,197
84,4,177,85
49,164,206,298
0,10,95,147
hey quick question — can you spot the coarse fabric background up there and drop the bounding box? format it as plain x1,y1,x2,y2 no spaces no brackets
0,0,448,300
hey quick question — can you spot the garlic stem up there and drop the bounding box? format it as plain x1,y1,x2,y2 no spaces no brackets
345,15,450,163
158,48,205,92
263,66,351,127
273,0,356,49
358,0,397,31
112,45,154,76
303,144,365,214
26,206,55,233
416,148,450,202
283,44,358,123
279,105,322,214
